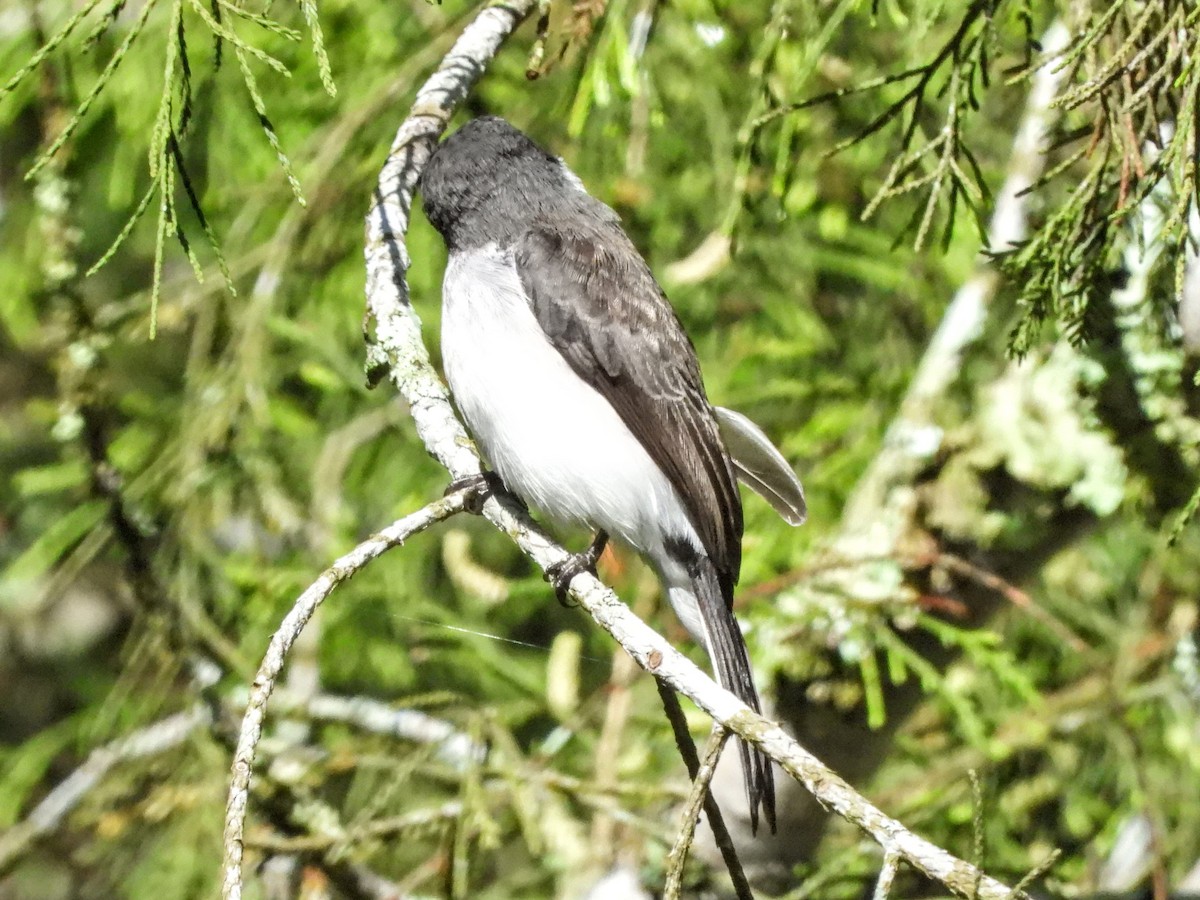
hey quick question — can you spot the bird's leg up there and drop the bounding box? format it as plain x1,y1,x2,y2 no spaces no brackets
444,471,506,515
545,530,609,606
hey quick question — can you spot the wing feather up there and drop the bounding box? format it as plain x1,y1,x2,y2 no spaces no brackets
715,406,807,526
514,221,743,594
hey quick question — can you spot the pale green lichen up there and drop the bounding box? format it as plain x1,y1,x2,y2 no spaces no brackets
971,346,1127,519
918,347,1129,554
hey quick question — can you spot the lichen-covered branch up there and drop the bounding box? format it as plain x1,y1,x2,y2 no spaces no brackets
362,0,539,485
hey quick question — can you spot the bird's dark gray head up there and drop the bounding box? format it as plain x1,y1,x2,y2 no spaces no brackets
419,116,610,249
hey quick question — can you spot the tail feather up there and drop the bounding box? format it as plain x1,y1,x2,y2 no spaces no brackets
690,556,776,834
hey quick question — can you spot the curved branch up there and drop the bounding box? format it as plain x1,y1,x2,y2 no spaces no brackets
220,490,471,900
357,5,1027,898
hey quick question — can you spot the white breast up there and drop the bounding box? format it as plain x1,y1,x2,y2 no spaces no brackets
439,245,699,563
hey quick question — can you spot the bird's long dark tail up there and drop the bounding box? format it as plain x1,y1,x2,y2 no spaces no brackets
689,556,776,835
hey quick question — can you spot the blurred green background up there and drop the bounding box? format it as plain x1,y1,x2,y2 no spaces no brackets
1,0,1199,897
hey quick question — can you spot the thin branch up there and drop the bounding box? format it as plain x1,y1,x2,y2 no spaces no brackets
931,551,1088,652
656,680,752,900
663,726,730,900
243,801,463,854
298,692,483,769
873,847,902,900
1012,849,1063,896
220,490,472,900
0,706,210,875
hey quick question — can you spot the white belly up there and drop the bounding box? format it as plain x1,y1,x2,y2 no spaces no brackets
440,245,698,561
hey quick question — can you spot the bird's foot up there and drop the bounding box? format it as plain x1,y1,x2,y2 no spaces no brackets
545,531,609,606
444,471,505,515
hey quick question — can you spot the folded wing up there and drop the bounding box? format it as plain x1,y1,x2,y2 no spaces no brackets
513,218,744,594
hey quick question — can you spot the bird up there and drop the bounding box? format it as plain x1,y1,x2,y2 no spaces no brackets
418,116,806,834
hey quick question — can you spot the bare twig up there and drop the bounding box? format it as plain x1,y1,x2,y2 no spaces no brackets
1012,849,1062,896
0,706,210,875
663,725,729,899
656,680,752,900
243,801,463,854
932,551,1088,652
873,848,902,900
299,692,483,769
220,490,472,900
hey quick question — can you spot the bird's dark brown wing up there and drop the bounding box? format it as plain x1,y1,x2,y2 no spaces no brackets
513,219,743,595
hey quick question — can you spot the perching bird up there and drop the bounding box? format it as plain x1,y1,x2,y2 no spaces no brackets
419,116,806,834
